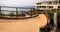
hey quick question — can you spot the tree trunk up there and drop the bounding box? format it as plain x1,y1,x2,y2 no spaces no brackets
52,12,57,32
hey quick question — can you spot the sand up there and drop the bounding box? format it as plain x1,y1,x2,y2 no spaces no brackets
0,14,47,32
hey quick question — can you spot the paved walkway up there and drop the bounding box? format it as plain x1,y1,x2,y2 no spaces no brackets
0,14,47,32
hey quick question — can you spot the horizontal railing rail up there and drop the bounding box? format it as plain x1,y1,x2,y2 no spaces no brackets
0,6,34,9
0,6,40,19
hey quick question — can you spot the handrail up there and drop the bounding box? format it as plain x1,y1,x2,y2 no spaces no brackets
0,6,39,19
0,6,34,9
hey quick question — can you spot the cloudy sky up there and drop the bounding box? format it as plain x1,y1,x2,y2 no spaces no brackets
0,0,44,7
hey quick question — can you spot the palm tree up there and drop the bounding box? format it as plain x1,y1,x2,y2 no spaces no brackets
57,9,60,27
47,9,59,32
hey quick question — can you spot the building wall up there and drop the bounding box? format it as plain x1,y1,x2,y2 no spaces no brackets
53,6,58,9
36,0,59,10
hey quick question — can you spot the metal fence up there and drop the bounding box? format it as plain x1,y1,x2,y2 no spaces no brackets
0,6,40,19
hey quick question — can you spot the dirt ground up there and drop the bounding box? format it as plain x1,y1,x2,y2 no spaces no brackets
0,14,47,32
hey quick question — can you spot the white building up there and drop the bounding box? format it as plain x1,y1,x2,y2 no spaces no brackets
36,0,60,10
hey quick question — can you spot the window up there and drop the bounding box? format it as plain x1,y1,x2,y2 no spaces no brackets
41,6,46,8
53,1,57,5
49,6,53,8
58,6,60,9
48,2,52,5
59,1,60,4
37,6,46,8
37,6,41,8
37,3,41,5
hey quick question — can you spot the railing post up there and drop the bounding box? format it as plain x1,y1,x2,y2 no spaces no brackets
0,6,2,16
16,8,18,19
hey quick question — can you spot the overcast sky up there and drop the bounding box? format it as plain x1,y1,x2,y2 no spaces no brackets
0,0,45,7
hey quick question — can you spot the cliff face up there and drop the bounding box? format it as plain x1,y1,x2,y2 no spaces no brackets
0,14,47,32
